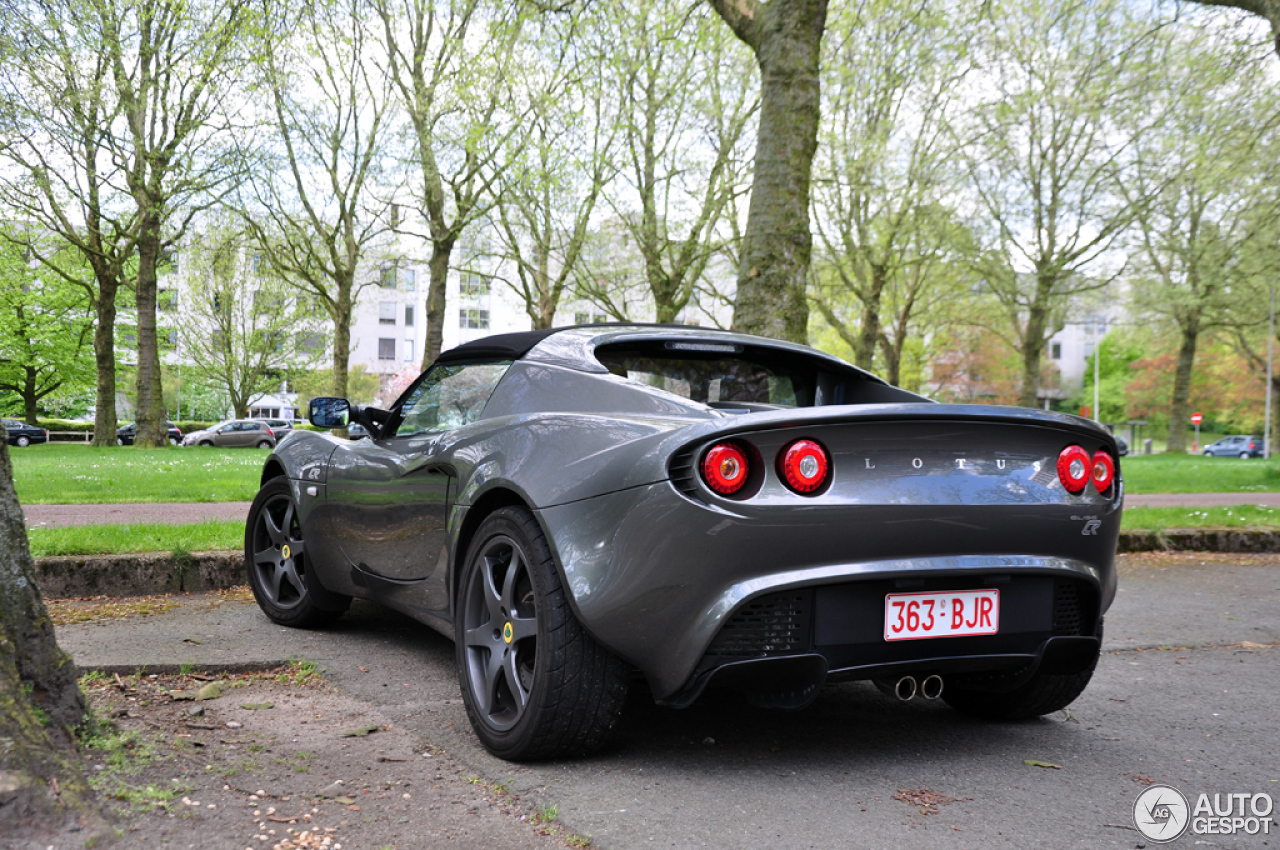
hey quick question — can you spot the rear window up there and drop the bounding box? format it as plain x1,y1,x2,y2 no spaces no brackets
596,342,812,407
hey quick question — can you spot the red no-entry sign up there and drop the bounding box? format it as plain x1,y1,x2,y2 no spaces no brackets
1191,412,1203,425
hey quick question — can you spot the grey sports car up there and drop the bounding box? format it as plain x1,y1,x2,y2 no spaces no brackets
245,324,1122,760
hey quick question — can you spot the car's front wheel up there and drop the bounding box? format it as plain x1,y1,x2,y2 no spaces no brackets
15,436,29,448
455,506,629,761
245,477,348,628
116,437,125,446
199,440,213,447
1204,449,1213,456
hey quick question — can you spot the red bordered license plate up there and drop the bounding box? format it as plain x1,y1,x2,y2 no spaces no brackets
884,589,1000,641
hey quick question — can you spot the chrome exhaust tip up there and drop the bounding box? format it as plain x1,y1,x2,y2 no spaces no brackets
894,675,918,701
920,674,944,700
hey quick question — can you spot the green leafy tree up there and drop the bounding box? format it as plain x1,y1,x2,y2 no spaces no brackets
1117,22,1280,451
237,0,396,401
175,220,330,417
0,235,96,423
954,0,1151,408
810,0,976,381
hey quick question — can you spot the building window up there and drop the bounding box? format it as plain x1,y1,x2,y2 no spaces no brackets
378,338,396,360
252,253,263,273
297,332,325,354
380,266,396,288
402,269,416,291
1051,342,1062,360
575,311,609,325
460,308,490,329
460,274,489,298
379,301,396,325
255,290,285,312
405,305,414,327
404,339,415,361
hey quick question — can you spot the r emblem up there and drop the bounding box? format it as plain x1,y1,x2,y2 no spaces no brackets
1081,519,1101,536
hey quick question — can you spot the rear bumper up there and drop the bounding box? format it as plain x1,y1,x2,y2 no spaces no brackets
538,480,1119,702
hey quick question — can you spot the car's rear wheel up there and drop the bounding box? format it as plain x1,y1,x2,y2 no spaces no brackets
245,477,348,628
15,436,29,448
1240,451,1251,459
943,650,1099,721
456,506,629,761
169,436,179,445
257,440,272,448
116,437,125,446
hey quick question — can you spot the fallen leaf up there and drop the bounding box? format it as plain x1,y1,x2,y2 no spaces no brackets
334,796,357,805
183,637,203,645
1024,760,1062,770
241,702,274,710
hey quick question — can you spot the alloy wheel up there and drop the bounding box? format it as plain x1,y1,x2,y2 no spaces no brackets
249,493,308,610
461,536,538,732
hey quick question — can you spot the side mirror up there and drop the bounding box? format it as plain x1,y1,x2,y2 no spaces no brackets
310,397,351,429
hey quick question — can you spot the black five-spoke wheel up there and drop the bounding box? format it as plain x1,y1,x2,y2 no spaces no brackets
245,477,347,627
455,507,629,761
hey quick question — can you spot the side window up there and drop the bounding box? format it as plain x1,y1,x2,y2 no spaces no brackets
394,361,512,437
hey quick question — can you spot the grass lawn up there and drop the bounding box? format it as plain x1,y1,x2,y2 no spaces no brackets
1121,505,1280,533
27,520,245,557
10,443,265,504
1119,453,1280,494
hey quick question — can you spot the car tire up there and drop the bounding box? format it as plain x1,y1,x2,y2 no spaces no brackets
169,436,179,445
245,476,349,628
1203,449,1212,456
1240,451,1251,459
116,437,125,446
257,440,272,448
455,506,629,761
15,436,29,448
943,649,1099,721
199,440,213,447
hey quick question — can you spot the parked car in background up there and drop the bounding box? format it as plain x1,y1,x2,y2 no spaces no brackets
260,419,295,433
3,419,48,447
117,421,184,446
181,419,277,448
1203,435,1263,458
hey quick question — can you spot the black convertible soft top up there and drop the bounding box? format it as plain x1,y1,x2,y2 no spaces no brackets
433,328,561,365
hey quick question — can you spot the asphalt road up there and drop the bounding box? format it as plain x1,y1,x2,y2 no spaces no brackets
57,553,1280,849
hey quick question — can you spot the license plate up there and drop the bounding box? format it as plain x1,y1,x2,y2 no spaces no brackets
884,589,999,641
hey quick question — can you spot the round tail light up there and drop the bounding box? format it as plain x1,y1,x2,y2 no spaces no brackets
702,442,750,495
1091,450,1115,493
1056,445,1091,494
778,439,830,494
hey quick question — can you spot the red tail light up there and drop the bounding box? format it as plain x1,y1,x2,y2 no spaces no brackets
1091,450,1115,493
778,439,830,494
702,442,749,495
1056,445,1091,494
1250,442,1257,450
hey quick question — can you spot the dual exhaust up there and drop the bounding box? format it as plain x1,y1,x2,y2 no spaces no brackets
876,674,944,702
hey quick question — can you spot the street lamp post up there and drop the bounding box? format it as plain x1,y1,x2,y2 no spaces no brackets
1266,284,1274,459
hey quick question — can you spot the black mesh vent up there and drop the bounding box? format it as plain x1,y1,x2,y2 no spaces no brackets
1052,579,1088,635
707,590,813,658
669,446,701,501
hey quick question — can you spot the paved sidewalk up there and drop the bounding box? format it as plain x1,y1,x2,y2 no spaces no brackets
21,493,1280,529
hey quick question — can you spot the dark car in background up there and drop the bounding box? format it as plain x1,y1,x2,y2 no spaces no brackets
182,419,277,448
3,418,48,447
1203,435,1263,458
244,325,1122,761
116,421,184,446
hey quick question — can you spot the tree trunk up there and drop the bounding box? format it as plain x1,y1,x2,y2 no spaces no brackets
422,239,454,369
853,265,887,371
22,369,40,425
331,285,352,400
1017,272,1056,409
712,0,827,345
134,220,166,447
89,281,119,448
0,440,110,841
1167,322,1200,453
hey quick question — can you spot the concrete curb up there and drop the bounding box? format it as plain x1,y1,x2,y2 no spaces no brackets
34,550,244,598
32,529,1280,599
